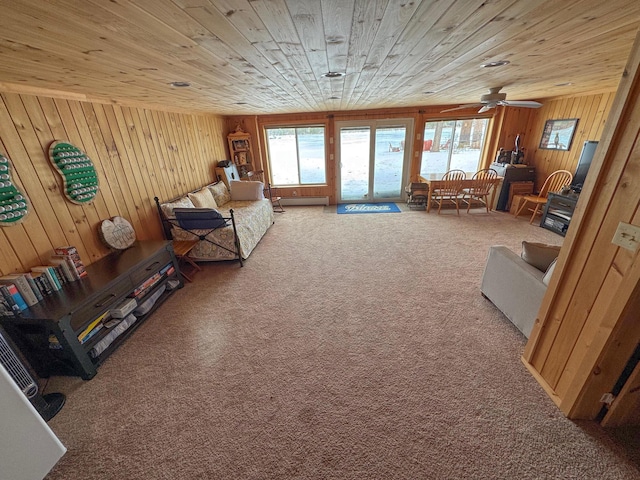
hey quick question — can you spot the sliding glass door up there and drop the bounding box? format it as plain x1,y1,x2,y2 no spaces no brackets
337,119,412,203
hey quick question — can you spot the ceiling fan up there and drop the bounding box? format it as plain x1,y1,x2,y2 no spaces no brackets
441,87,542,113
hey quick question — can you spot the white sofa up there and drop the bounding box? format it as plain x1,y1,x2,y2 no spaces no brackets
155,180,274,263
480,242,560,338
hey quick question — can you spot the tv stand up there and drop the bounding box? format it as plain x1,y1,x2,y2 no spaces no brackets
0,241,182,380
540,192,579,236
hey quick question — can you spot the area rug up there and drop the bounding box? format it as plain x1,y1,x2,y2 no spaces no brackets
337,202,401,214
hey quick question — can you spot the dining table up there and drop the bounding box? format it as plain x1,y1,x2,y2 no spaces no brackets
419,176,502,213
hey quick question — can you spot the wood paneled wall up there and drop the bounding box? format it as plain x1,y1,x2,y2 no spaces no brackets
518,93,615,187
227,95,614,205
523,30,640,421
0,92,226,275
228,106,497,204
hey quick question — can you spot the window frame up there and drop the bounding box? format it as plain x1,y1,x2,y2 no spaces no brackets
419,116,492,179
263,123,329,187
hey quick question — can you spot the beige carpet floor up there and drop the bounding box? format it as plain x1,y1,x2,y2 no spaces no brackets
44,205,640,479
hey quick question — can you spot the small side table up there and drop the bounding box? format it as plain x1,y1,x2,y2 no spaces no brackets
172,240,201,282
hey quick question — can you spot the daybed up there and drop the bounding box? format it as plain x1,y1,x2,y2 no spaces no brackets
155,180,274,264
480,241,560,338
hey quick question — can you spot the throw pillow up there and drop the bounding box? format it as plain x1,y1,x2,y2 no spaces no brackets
160,197,195,218
521,241,561,272
208,182,231,206
542,258,558,286
230,180,265,201
188,187,218,209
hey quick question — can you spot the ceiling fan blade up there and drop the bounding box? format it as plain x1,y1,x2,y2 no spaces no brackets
440,103,482,113
478,105,494,113
502,100,542,108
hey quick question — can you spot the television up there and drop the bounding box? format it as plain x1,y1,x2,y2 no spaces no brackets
571,140,598,193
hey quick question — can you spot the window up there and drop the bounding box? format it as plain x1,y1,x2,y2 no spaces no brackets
265,126,326,186
420,118,490,179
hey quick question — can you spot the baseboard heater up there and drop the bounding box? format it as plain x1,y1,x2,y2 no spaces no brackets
280,196,329,206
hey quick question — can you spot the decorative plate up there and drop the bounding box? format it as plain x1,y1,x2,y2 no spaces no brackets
99,216,136,250
48,141,99,204
0,152,30,226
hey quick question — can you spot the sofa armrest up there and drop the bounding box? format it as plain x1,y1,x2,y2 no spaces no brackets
480,245,547,338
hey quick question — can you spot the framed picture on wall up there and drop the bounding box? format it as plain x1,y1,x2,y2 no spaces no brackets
539,118,579,151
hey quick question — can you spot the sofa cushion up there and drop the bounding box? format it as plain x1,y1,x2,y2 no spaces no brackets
521,241,561,272
542,258,558,286
188,187,218,209
160,197,195,218
208,182,231,206
230,180,265,201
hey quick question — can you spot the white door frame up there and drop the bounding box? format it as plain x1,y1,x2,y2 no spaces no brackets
336,118,414,204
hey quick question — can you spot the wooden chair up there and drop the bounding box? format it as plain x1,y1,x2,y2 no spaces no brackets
462,168,498,213
514,169,573,224
246,170,284,213
431,169,466,215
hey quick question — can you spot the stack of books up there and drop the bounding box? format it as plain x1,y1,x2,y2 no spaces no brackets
129,262,175,299
53,246,87,279
0,245,88,316
48,311,110,350
0,283,29,315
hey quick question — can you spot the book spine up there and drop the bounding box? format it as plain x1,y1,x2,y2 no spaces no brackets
63,255,81,280
0,286,20,314
33,274,53,296
54,246,87,278
24,273,44,301
0,276,38,306
32,267,61,291
15,275,39,306
1,284,27,311
8,283,28,311
0,298,15,316
53,265,67,286
51,257,76,282
77,311,110,341
54,246,78,255
47,267,62,290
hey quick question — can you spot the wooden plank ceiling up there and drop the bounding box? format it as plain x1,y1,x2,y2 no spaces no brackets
0,0,638,115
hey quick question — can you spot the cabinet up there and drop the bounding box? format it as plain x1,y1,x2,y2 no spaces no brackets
491,163,536,211
507,181,534,211
540,192,579,236
227,128,253,178
0,241,182,380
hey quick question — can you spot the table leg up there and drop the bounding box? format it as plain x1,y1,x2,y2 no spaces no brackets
490,185,497,211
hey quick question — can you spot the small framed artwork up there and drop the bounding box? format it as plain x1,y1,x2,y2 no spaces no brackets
539,118,579,151
233,139,249,151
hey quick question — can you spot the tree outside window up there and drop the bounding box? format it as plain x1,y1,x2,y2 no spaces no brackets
420,118,489,179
